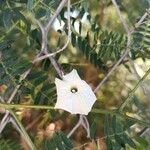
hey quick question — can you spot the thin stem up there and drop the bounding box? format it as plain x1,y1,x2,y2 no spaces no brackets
0,103,55,110
82,115,90,138
0,103,150,128
9,109,36,150
119,68,150,112
128,56,149,97
67,115,82,138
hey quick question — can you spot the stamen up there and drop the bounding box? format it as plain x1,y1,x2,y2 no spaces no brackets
71,87,78,93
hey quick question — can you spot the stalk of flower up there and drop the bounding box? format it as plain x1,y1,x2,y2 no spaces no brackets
54,69,97,137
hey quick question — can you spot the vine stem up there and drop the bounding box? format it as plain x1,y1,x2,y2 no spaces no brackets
0,103,150,128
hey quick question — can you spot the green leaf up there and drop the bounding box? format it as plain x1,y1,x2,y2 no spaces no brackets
123,133,136,149
44,139,55,150
58,131,73,149
135,137,149,149
112,115,116,133
104,115,113,150
90,120,97,139
114,135,125,148
34,92,41,104
123,119,135,130
33,75,48,86
53,133,66,150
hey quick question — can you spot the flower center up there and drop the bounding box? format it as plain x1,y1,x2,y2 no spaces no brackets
70,87,78,93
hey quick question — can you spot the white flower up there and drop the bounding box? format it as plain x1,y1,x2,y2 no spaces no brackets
54,69,96,115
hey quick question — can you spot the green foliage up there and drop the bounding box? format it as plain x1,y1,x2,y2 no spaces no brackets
69,7,127,70
44,131,73,150
104,114,137,149
90,119,97,139
71,30,126,71
25,69,56,105
0,41,31,94
0,139,22,150
131,17,150,60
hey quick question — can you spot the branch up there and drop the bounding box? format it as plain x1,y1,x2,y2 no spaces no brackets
0,113,10,133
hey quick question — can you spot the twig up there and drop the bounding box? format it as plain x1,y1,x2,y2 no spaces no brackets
94,0,131,93
0,69,33,134
8,69,31,103
137,127,149,137
33,39,70,62
134,10,149,29
82,115,90,138
10,118,33,149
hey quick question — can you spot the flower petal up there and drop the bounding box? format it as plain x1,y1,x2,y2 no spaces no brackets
55,93,90,115
55,78,64,87
79,81,97,106
54,69,97,115
63,69,81,82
